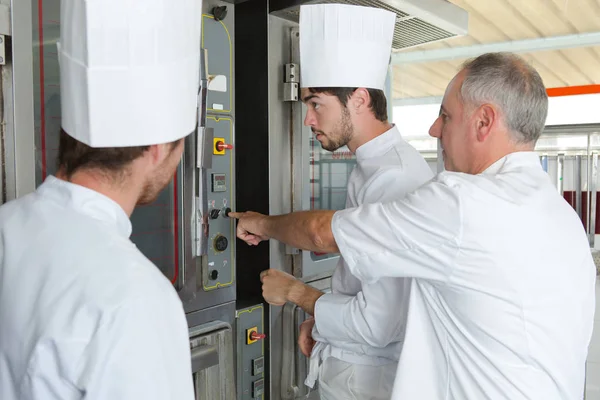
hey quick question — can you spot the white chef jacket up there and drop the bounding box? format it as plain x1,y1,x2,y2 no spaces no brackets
307,125,433,385
0,176,194,400
332,151,596,399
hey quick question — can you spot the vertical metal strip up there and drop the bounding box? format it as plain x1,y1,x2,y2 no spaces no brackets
179,48,208,297
5,0,35,200
575,155,582,219
287,27,303,258
179,132,195,297
0,70,4,204
385,64,393,122
196,49,211,258
327,163,332,209
557,153,565,195
590,152,598,247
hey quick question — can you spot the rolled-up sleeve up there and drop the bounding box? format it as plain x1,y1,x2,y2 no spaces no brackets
331,180,463,284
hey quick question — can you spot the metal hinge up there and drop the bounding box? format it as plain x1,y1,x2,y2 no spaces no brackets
0,35,5,65
283,63,299,102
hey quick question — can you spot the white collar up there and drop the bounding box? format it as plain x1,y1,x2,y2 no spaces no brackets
38,175,132,238
480,151,541,176
355,124,402,162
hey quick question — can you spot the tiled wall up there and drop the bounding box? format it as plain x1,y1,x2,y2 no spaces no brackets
586,278,600,399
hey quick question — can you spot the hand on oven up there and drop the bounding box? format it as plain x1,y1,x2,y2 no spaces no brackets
229,211,270,246
259,268,298,306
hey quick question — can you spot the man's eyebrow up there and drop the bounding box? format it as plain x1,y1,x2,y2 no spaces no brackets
302,94,318,103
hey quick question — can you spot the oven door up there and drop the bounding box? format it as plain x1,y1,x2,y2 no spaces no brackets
189,321,236,399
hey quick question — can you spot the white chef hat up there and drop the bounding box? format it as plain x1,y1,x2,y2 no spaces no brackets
299,4,396,90
58,0,202,148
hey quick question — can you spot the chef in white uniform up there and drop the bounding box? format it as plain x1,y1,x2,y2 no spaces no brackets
233,52,596,399
0,0,200,399
235,5,433,399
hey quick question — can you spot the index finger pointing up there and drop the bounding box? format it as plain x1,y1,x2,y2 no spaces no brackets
228,212,243,219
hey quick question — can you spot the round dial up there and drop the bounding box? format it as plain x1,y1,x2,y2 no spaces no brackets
214,235,228,252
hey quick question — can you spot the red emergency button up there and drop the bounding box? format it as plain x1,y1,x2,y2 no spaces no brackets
250,331,266,341
216,141,233,152
247,327,267,344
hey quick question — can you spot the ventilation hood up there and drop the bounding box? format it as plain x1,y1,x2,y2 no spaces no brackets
269,0,469,50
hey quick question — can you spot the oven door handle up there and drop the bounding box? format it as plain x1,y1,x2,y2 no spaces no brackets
191,344,219,373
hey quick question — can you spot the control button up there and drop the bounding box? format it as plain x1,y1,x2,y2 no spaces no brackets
209,270,219,280
214,235,228,252
216,141,233,152
213,137,233,155
250,331,267,341
212,5,227,21
252,357,265,376
247,327,266,344
246,327,258,345
252,379,264,398
209,209,221,219
222,207,232,218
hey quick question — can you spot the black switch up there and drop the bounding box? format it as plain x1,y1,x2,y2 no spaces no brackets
212,6,228,21
209,270,219,280
209,209,221,219
223,207,232,218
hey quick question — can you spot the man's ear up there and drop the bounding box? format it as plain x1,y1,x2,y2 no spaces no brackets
474,104,497,143
349,88,370,114
147,143,166,165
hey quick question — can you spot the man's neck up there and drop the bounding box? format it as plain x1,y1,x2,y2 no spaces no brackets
347,120,393,153
57,169,140,217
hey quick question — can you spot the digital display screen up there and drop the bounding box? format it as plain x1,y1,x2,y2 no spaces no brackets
211,173,227,192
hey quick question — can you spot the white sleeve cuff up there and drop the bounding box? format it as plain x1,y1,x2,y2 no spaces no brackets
314,293,355,341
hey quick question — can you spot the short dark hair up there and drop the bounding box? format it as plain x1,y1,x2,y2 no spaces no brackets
57,129,181,179
308,87,388,122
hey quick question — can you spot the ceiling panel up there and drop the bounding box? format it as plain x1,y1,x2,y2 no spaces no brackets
392,0,600,100
559,47,600,80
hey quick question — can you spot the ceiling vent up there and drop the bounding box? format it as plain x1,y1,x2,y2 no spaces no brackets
269,0,469,50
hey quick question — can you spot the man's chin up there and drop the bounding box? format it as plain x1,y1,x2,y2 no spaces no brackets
316,138,336,152
321,143,340,152
136,195,159,206
136,186,166,206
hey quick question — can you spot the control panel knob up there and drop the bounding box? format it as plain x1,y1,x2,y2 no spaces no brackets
222,207,232,218
212,6,228,21
209,209,221,219
215,141,234,152
209,270,219,280
214,235,228,252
